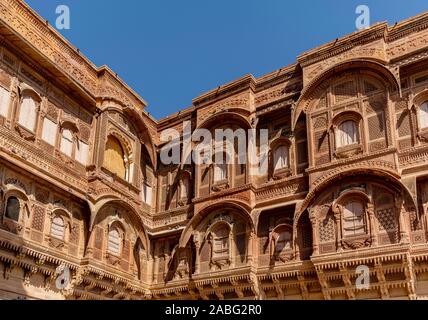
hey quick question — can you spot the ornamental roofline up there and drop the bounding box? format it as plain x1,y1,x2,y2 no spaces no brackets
2,1,428,125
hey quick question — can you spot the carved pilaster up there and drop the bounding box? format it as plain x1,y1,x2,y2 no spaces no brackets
309,208,319,255
332,205,342,251
367,202,377,246
193,233,201,274
396,196,410,244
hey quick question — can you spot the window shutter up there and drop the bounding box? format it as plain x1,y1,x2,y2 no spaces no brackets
104,136,126,179
274,145,288,170
0,87,10,117
180,176,190,199
343,201,365,236
420,102,428,129
76,140,89,165
41,118,57,146
337,121,357,147
50,216,65,240
60,129,73,157
18,96,37,131
108,229,121,255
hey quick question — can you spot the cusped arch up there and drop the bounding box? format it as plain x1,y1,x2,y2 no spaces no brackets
178,200,254,248
90,197,149,254
19,85,42,102
293,167,417,232
100,105,157,168
198,110,252,131
331,109,363,125
293,59,400,128
106,129,133,159
411,89,428,108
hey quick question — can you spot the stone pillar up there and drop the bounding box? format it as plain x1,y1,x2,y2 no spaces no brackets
309,208,319,255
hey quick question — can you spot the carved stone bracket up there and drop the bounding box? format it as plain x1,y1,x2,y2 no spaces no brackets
341,237,371,250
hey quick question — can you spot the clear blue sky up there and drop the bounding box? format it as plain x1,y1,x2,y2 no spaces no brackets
25,0,428,119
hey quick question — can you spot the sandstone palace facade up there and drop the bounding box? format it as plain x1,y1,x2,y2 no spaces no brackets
2,0,428,300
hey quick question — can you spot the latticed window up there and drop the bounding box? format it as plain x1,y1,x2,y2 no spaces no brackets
60,129,73,157
108,228,121,255
337,121,358,147
343,201,366,237
50,216,65,240
212,225,229,259
5,196,20,221
273,145,289,171
18,96,37,131
0,86,10,117
275,231,292,254
419,102,428,129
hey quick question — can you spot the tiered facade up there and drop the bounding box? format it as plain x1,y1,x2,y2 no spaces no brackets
1,0,428,300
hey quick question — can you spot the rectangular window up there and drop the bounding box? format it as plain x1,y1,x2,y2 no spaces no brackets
180,177,190,199
142,183,153,205
41,118,57,146
75,140,89,165
0,86,10,117
18,96,37,131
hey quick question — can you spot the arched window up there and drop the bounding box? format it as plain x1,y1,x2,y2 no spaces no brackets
0,86,10,117
212,224,229,259
18,96,37,131
50,216,65,240
60,128,74,157
214,153,227,183
343,201,366,237
104,136,127,180
419,101,428,129
275,230,292,254
108,228,122,256
5,196,20,221
337,120,358,147
273,145,289,171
